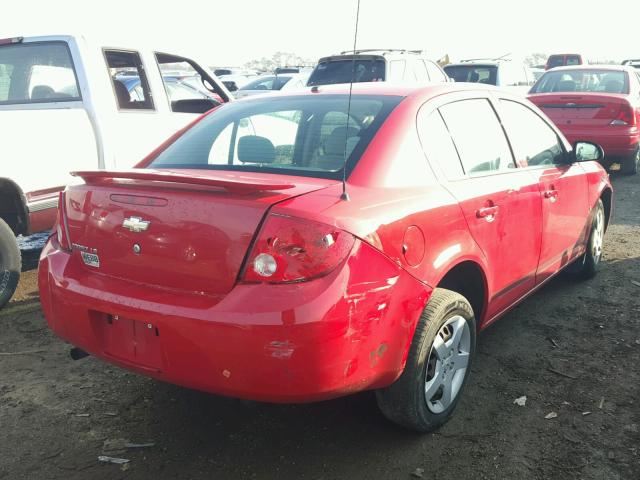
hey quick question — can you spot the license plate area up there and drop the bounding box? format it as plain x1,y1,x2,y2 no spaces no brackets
90,312,163,371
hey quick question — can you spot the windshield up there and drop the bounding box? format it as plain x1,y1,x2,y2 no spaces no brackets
307,59,386,86
531,69,629,94
148,94,402,179
240,76,292,91
443,65,498,85
0,41,80,104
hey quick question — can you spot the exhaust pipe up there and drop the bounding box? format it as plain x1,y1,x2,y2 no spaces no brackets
70,347,89,360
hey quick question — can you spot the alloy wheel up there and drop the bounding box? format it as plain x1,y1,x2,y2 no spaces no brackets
591,206,605,264
424,315,471,414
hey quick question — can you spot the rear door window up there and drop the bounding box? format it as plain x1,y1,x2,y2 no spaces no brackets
498,99,564,167
104,50,154,110
417,109,464,180
439,99,515,176
0,41,80,104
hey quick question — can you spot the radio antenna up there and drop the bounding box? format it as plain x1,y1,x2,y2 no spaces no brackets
340,0,361,201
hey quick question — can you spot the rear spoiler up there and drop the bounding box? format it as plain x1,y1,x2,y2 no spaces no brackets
71,170,295,194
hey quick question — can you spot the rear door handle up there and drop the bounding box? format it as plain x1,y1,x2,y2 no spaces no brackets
476,205,499,221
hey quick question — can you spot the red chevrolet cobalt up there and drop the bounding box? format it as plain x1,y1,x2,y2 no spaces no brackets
39,83,612,431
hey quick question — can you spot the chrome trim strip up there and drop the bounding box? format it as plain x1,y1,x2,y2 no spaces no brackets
27,198,59,213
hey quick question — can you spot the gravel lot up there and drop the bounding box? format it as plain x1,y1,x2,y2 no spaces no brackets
1,173,638,480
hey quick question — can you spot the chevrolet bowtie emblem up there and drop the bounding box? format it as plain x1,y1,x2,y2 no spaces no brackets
122,216,150,233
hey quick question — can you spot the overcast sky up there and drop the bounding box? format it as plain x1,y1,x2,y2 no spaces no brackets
4,0,640,66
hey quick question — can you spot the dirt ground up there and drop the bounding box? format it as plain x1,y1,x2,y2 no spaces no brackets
1,174,638,480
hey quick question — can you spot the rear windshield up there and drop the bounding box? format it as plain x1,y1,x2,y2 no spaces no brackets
566,55,582,66
443,65,498,85
531,70,629,94
148,94,402,179
240,75,292,91
307,59,386,86
546,56,565,68
0,41,80,105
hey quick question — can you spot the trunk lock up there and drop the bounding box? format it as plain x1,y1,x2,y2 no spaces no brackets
133,244,142,255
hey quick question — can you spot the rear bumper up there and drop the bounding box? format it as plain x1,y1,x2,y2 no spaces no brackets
38,237,430,403
561,127,639,158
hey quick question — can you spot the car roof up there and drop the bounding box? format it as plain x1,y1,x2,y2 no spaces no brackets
444,59,523,67
234,81,499,102
445,62,500,67
318,50,428,62
546,64,635,73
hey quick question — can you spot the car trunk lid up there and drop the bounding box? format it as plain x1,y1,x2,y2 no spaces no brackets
64,169,335,296
529,93,631,127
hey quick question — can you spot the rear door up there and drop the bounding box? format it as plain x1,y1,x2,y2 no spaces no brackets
427,97,543,318
496,98,589,283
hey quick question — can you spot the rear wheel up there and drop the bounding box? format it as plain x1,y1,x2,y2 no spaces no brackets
376,288,476,432
621,147,639,175
0,218,21,309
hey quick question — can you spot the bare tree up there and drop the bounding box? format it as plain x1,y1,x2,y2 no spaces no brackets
244,52,315,73
525,53,548,68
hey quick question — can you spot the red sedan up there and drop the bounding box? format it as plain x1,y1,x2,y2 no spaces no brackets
528,65,640,174
39,83,612,432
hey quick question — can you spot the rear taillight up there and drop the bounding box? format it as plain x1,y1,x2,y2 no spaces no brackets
54,191,71,252
241,214,355,284
610,103,636,126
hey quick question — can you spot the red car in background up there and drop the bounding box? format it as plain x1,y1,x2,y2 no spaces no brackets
545,53,585,70
528,65,640,174
39,83,612,432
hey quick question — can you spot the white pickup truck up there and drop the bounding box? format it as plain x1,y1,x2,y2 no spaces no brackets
0,34,232,308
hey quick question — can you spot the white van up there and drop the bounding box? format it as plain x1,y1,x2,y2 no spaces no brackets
0,34,232,308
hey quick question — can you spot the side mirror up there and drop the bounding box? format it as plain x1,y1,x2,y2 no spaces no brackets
572,141,604,162
171,98,220,114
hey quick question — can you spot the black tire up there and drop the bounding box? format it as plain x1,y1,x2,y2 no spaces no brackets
567,199,605,279
0,218,21,310
376,288,476,432
621,147,639,175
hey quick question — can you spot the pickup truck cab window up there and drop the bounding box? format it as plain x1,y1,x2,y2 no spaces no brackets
0,41,80,104
104,49,154,110
439,98,515,176
417,109,464,180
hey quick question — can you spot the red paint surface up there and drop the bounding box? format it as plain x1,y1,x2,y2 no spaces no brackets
39,83,612,402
